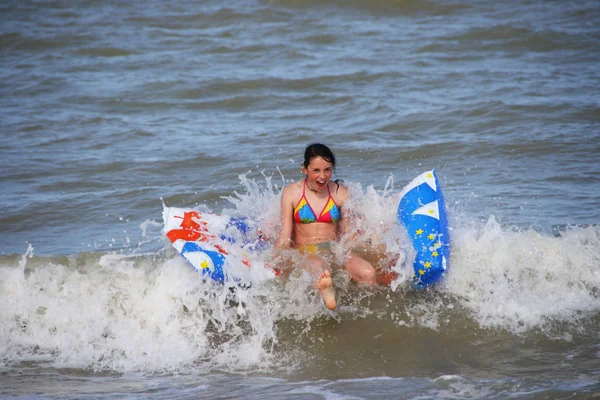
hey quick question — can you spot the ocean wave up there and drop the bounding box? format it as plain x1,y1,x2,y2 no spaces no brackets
1,182,598,374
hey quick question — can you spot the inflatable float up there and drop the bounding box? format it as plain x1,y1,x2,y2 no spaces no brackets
163,169,450,288
162,208,276,283
397,169,450,288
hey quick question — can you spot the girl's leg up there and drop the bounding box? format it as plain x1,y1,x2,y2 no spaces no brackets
343,252,377,285
305,253,336,310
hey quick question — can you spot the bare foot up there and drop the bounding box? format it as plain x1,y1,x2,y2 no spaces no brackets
317,270,336,310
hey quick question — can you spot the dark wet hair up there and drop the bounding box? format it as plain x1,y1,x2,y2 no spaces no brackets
303,143,336,169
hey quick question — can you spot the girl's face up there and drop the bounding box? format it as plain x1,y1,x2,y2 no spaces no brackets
302,156,333,192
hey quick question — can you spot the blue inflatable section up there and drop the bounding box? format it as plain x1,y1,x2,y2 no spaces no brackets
220,217,268,252
181,242,226,282
220,217,249,243
398,169,450,288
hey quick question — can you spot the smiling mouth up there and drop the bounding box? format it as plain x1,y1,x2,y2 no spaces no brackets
307,180,327,192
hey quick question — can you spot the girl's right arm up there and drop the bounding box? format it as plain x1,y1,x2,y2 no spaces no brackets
275,185,294,248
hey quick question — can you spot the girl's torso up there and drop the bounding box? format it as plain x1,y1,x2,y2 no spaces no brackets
290,180,345,246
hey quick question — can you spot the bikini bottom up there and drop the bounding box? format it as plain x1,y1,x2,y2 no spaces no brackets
295,241,333,255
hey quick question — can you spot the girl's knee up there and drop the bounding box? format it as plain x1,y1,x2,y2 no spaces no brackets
355,266,377,284
345,254,377,284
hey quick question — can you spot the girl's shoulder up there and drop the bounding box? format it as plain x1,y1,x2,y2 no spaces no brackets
281,180,304,199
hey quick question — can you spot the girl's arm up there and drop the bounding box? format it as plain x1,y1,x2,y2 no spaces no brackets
335,184,351,238
275,185,295,248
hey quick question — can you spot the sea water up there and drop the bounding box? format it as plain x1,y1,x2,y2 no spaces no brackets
2,175,599,398
1,0,599,398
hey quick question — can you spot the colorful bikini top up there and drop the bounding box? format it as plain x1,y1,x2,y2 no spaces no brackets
293,180,341,224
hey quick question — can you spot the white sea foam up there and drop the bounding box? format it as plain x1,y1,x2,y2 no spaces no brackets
445,216,600,334
0,253,216,372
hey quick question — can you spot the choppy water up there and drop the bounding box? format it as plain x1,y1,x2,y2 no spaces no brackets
1,0,599,399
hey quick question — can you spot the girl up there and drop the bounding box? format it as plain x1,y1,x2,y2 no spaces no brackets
275,143,377,310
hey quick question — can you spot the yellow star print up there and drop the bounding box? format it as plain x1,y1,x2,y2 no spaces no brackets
427,173,433,178
201,260,209,269
425,261,431,268
419,269,425,275
427,233,436,240
431,251,439,257
416,229,424,235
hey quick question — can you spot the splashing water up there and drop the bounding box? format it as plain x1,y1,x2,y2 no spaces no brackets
446,216,600,335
